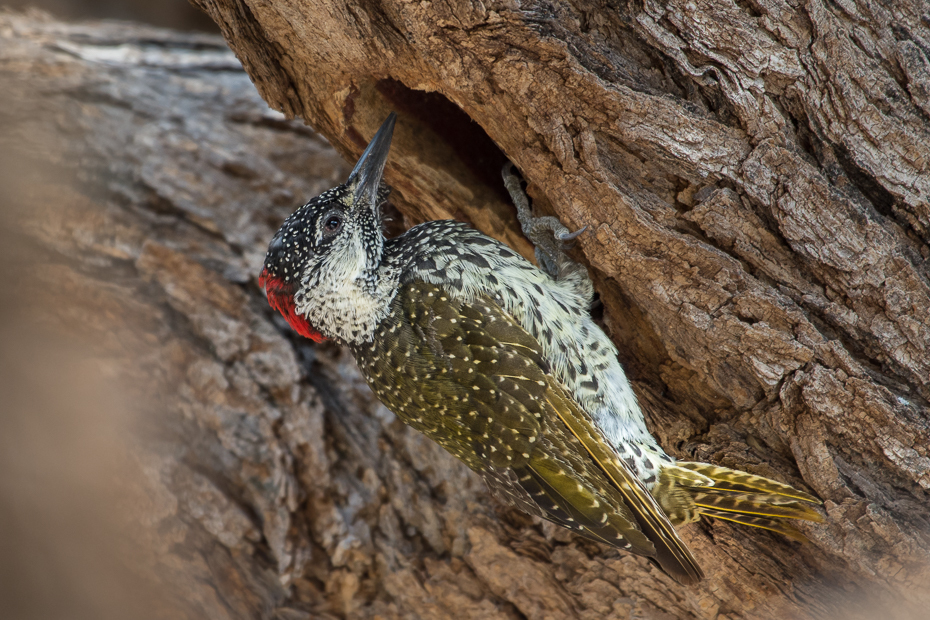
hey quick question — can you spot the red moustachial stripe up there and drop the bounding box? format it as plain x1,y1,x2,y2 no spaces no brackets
259,268,327,342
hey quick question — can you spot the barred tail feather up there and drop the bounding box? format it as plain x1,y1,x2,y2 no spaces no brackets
697,509,810,542
690,490,823,522
675,462,821,503
659,462,823,539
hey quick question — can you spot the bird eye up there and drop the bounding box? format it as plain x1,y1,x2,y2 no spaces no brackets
322,212,343,236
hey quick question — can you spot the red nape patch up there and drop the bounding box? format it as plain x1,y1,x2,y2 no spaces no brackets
258,269,327,342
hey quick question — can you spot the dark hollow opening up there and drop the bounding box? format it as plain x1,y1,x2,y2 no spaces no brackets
376,79,511,203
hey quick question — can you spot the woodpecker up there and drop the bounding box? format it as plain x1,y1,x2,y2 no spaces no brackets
259,113,822,584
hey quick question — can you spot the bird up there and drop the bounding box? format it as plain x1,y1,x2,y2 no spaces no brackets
258,112,822,584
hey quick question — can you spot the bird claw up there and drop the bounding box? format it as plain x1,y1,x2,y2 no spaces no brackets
558,225,587,243
502,163,590,283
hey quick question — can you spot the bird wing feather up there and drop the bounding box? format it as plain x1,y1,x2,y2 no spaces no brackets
360,281,702,583
543,382,704,583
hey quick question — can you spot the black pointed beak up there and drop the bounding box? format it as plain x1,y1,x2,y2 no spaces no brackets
347,112,396,207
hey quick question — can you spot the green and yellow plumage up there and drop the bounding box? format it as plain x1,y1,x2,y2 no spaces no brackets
350,281,822,583
655,462,823,541
260,113,823,584
352,282,682,569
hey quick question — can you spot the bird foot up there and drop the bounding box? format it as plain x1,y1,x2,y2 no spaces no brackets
502,164,587,279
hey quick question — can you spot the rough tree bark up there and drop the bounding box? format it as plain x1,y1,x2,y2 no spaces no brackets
1,4,928,620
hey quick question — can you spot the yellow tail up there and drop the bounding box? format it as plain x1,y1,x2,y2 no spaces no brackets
655,462,823,541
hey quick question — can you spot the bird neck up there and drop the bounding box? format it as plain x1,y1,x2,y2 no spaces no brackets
295,247,398,345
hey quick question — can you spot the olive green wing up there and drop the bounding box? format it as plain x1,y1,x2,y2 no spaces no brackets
382,281,702,583
543,380,704,583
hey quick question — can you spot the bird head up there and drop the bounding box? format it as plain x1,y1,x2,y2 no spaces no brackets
258,113,396,342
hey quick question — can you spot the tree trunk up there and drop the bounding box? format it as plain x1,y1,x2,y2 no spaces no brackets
2,4,928,619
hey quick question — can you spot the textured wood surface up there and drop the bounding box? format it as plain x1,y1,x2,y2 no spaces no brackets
1,6,928,619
